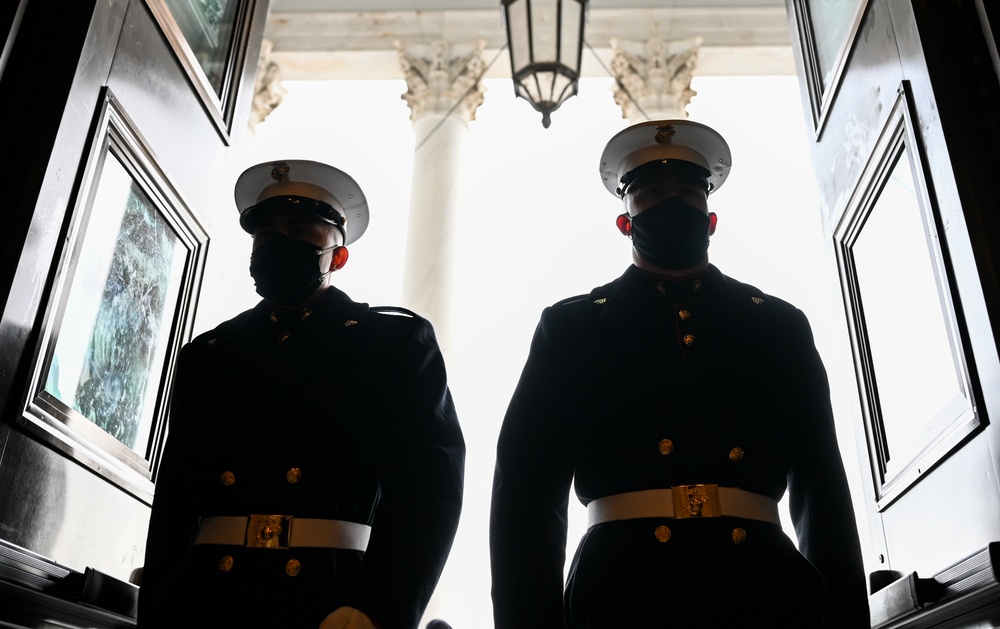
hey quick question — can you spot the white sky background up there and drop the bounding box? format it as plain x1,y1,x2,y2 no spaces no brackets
196,73,871,628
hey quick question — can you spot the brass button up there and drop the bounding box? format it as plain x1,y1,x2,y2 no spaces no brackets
658,439,674,455
300,308,312,320
218,555,234,572
285,559,301,577
269,312,278,322
732,528,747,544
220,471,235,486
654,525,672,542
286,468,303,484
683,334,696,346
279,334,291,343
678,309,691,320
729,447,744,462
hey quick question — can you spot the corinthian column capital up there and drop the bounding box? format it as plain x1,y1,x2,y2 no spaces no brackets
250,39,287,129
397,40,488,123
609,37,703,123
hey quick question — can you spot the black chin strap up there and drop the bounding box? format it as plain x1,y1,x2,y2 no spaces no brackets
618,161,711,197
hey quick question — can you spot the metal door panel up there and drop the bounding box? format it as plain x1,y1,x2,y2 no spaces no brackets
0,427,150,581
0,0,269,622
878,436,999,577
786,0,1000,624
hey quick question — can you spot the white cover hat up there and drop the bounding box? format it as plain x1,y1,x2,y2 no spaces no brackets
599,120,732,197
235,159,370,245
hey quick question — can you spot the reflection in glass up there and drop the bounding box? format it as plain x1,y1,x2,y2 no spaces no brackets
852,148,962,478
164,0,240,95
805,0,860,93
44,154,186,453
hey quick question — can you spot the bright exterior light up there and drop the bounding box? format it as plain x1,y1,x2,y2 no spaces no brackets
501,0,588,128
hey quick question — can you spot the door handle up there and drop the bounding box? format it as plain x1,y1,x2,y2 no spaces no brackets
869,570,945,627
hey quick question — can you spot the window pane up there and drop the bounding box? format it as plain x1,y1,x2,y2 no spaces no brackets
164,0,241,95
805,0,861,92
44,154,187,453
852,147,963,478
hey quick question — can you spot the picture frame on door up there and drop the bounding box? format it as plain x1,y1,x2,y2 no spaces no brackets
144,0,256,142
19,87,208,503
788,0,870,134
833,81,981,509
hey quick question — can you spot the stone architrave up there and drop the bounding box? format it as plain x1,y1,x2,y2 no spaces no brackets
396,40,486,352
249,39,288,130
609,37,703,123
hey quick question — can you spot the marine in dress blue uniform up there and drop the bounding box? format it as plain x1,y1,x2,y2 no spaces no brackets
490,121,869,627
139,161,465,629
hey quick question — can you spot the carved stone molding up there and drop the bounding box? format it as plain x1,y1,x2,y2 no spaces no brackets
397,40,487,123
609,37,703,122
250,39,288,129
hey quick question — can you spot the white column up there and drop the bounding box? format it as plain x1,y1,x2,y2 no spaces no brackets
397,40,486,352
609,37,702,123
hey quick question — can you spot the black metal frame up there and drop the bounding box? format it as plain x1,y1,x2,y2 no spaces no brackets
18,87,208,503
788,0,870,137
143,0,256,143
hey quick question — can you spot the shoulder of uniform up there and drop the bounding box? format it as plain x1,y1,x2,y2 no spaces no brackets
365,305,433,333
550,293,590,308
370,305,418,319
585,286,615,305
548,277,619,310
187,312,250,347
189,329,216,345
721,274,800,315
540,288,616,333
545,291,615,317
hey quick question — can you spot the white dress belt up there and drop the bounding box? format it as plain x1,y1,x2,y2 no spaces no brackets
587,485,781,527
195,515,371,551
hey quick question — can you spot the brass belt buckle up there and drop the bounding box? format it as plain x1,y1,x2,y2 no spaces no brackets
246,514,292,548
672,484,721,519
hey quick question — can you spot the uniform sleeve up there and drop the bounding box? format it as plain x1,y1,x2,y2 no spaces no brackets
784,310,870,628
138,343,201,621
348,316,465,629
490,310,576,629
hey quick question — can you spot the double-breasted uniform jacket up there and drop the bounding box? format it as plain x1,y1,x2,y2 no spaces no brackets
490,264,869,628
139,286,465,629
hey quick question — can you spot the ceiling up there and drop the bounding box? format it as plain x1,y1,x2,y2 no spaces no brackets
262,0,795,79
270,0,785,10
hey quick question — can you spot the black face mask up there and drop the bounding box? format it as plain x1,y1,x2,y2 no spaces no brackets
249,232,333,305
629,197,711,270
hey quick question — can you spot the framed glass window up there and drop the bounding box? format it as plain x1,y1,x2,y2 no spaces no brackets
144,0,255,141
789,0,868,133
833,82,980,508
21,88,208,502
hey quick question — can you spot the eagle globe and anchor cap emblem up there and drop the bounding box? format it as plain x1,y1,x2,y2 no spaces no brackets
654,124,677,145
271,162,291,181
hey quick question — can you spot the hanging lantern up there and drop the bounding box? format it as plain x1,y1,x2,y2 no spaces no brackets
501,0,588,128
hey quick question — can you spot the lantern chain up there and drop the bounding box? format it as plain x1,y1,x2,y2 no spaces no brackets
413,44,509,154
584,40,652,123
